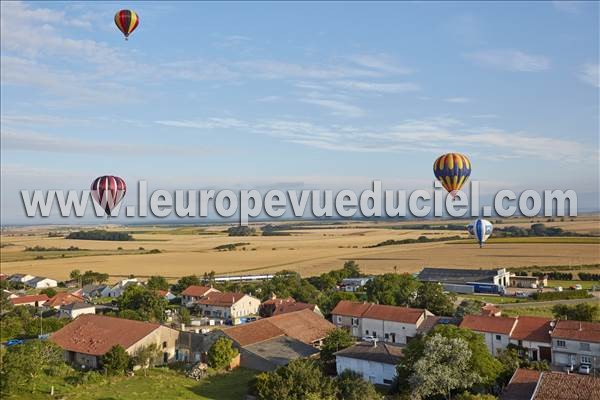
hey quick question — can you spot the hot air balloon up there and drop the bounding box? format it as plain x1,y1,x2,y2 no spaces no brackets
433,153,471,198
467,219,493,248
91,176,126,217
114,9,139,40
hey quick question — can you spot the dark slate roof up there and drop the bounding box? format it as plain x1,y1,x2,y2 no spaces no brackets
243,336,319,367
417,267,500,284
60,302,95,311
334,341,403,365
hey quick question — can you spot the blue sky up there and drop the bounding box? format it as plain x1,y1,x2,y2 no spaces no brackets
1,1,598,223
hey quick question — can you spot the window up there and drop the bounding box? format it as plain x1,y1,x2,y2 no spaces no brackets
365,330,369,335
162,341,167,349
556,340,566,348
373,331,377,337
581,355,592,364
580,342,591,351
385,333,389,340
352,317,359,326
496,335,502,341
336,316,342,323
383,379,393,385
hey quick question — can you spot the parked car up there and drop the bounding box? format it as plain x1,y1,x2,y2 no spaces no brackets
4,339,24,347
361,335,376,342
515,292,530,298
571,284,583,290
555,286,563,292
579,364,591,375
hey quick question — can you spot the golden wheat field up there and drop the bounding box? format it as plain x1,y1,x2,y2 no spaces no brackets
1,216,599,281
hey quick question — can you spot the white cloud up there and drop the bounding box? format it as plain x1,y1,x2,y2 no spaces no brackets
155,116,592,161
579,63,600,88
1,130,201,156
467,49,550,72
552,1,582,14
444,97,471,103
346,54,412,74
299,97,366,118
331,80,420,93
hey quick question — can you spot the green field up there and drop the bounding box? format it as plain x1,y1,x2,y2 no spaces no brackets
457,294,525,304
6,368,257,400
500,306,556,318
546,280,600,290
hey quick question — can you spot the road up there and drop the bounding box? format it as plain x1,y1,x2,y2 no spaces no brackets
498,296,600,309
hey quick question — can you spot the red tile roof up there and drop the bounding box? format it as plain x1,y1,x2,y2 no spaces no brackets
50,314,161,356
511,316,553,343
533,371,600,399
501,368,542,400
551,320,600,343
9,294,49,305
481,304,502,317
331,300,426,324
196,291,246,307
45,292,85,308
181,285,218,297
224,309,334,347
459,315,518,335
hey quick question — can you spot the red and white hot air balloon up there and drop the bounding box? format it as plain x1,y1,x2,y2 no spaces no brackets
91,176,126,216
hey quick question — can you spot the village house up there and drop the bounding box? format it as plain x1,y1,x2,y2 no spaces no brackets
9,294,49,307
195,291,260,321
501,368,600,400
8,274,35,284
551,320,600,370
156,289,176,301
100,278,140,298
339,277,372,292
50,314,180,369
25,276,58,289
44,292,86,309
509,316,553,362
459,315,518,355
331,300,433,344
219,309,335,371
181,285,220,307
259,295,322,318
59,302,96,319
511,274,548,289
72,284,108,299
335,341,404,386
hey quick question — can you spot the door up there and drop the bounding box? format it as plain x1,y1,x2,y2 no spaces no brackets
163,352,168,364
540,346,552,363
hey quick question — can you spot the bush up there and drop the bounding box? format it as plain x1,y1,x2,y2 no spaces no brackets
66,230,133,241
102,345,130,375
207,337,238,370
531,290,591,301
579,272,600,281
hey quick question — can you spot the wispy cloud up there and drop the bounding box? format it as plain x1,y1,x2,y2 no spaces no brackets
346,54,412,75
299,97,366,118
331,80,420,93
467,49,550,72
1,130,202,156
552,1,582,14
154,116,593,161
579,63,599,88
444,97,471,103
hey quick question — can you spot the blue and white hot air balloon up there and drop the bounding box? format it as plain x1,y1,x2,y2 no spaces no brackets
467,219,493,248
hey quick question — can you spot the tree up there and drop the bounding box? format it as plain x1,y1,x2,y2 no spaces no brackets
0,340,63,393
117,285,168,322
413,282,456,316
207,337,239,370
409,334,480,400
69,269,81,281
319,291,357,316
253,359,337,400
455,299,485,318
172,275,201,294
336,369,379,400
102,345,130,375
454,393,496,400
365,273,419,306
180,306,191,325
321,328,354,362
146,276,170,291
133,343,161,376
496,347,522,385
553,303,599,322
39,288,57,298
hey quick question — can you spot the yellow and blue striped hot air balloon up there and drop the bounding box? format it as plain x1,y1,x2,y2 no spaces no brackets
433,153,471,198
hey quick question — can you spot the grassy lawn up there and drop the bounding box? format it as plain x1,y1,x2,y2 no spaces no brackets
456,294,525,304
6,368,257,400
448,237,600,245
500,306,555,318
546,280,600,290
0,249,158,263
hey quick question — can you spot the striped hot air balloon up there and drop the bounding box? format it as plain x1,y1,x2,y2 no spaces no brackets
433,153,471,198
467,219,493,248
114,9,139,40
91,176,126,217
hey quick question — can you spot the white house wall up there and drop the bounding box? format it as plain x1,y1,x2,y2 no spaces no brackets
336,356,396,385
